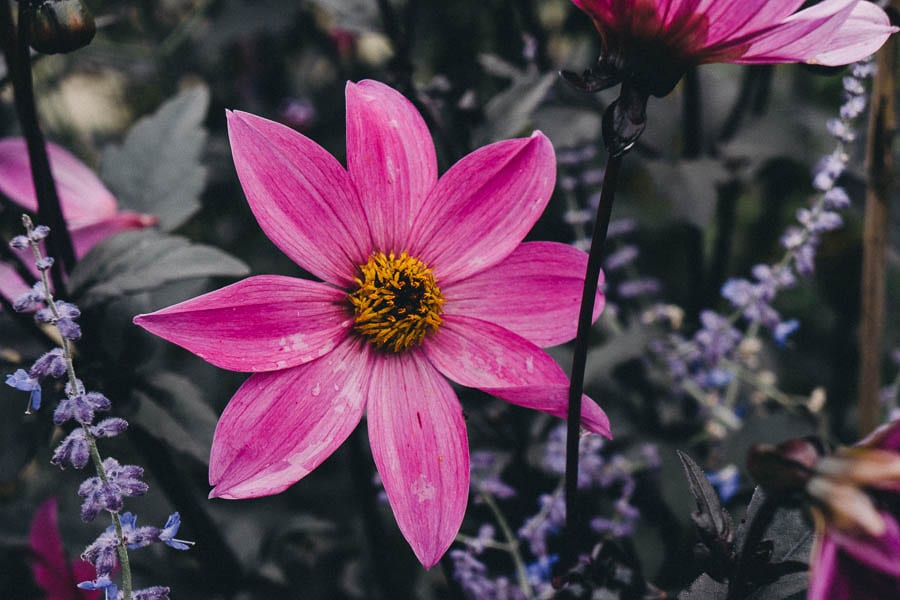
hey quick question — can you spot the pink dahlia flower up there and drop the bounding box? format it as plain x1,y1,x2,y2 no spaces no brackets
806,419,900,599
570,0,897,96
134,79,611,567
0,138,157,303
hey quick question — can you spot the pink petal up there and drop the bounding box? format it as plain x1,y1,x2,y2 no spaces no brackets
345,80,437,252
860,418,900,452
0,260,31,306
226,111,371,286
709,0,873,65
29,497,96,600
70,212,158,258
408,132,556,284
808,534,839,600
828,512,900,577
134,275,351,372
0,138,117,226
443,241,604,347
694,0,805,47
366,352,469,568
808,0,898,67
209,336,370,498
424,314,611,437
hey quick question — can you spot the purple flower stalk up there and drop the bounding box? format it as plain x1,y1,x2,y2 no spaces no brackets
5,216,190,599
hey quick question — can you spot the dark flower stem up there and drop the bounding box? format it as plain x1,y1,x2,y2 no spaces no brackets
563,152,623,570
0,1,76,295
348,426,403,599
858,11,897,435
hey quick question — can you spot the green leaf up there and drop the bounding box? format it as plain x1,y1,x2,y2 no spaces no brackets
131,372,218,465
100,85,210,231
69,230,249,306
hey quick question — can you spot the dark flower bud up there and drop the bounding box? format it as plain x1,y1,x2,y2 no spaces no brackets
746,438,823,496
29,0,96,55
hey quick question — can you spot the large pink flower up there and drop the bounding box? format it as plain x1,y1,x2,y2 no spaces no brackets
806,419,900,599
570,0,896,95
0,138,156,303
133,79,611,567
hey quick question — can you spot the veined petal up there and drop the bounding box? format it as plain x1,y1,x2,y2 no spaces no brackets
443,242,604,347
134,275,351,372
694,0,805,47
345,80,437,252
71,212,158,258
424,315,611,437
408,132,556,284
367,352,469,568
209,336,370,498
0,138,117,226
227,111,371,286
708,0,863,65
808,1,897,67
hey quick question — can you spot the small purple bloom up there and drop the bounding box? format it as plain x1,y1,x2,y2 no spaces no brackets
159,512,193,550
78,458,147,521
57,318,82,341
9,235,29,250
51,428,90,469
29,225,50,242
35,257,55,271
81,527,119,575
132,587,170,600
54,391,111,425
773,319,800,347
91,418,128,438
823,187,851,210
78,574,116,591
29,348,67,379
6,368,42,412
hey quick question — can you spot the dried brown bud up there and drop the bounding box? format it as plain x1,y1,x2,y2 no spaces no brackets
29,0,96,55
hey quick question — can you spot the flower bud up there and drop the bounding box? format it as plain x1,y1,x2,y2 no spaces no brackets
29,0,96,55
746,438,822,495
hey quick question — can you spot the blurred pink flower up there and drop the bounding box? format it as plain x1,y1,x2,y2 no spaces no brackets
30,497,99,600
134,79,610,567
0,138,157,303
570,0,897,95
807,419,900,599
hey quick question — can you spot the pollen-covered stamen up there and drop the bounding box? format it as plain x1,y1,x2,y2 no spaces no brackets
348,251,444,353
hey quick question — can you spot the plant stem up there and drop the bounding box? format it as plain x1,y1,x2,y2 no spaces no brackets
478,487,535,600
563,152,622,570
22,214,133,599
858,17,896,435
2,2,76,293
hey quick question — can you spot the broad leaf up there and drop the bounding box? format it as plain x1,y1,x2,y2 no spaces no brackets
101,85,210,231
69,230,248,306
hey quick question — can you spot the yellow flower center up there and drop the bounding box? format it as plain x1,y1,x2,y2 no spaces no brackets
348,251,444,353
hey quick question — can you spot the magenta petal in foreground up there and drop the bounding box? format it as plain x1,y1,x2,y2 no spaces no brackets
209,337,370,498
367,352,469,569
134,275,351,372
226,111,371,286
410,132,556,284
444,241,604,347
345,80,437,251
425,315,611,437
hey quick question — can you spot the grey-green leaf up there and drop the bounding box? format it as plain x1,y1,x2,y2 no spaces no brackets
100,85,210,231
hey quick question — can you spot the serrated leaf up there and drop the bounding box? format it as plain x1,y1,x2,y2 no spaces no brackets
100,85,209,231
131,372,218,464
68,230,249,306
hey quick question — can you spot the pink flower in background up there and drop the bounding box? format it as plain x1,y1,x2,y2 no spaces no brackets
30,498,99,600
0,138,156,303
570,0,897,95
806,419,900,600
134,79,611,567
